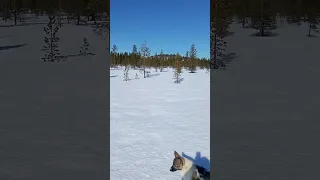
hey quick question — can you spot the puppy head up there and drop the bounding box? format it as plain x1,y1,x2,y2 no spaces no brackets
170,151,184,172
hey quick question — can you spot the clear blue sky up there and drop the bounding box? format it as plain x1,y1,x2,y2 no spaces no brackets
111,0,209,59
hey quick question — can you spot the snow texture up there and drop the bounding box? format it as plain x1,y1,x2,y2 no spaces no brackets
212,22,320,180
111,68,210,179
0,16,109,179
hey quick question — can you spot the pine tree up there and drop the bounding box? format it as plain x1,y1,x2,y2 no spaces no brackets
111,44,118,67
132,44,138,54
132,44,139,68
139,41,150,78
211,0,231,69
189,44,197,73
79,37,93,56
173,53,183,83
304,2,320,37
307,18,319,37
154,53,159,72
90,0,109,41
17,9,26,24
123,56,130,81
42,14,62,62
57,0,63,27
249,0,278,36
80,37,89,55
232,0,254,28
12,0,17,25
159,49,164,72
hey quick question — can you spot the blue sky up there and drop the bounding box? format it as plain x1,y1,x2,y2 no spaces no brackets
111,0,210,58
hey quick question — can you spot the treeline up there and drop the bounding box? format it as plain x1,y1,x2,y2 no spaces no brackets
0,0,109,25
211,0,320,69
110,42,210,74
231,0,320,36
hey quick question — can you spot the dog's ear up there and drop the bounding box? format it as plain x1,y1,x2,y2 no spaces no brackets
174,151,180,158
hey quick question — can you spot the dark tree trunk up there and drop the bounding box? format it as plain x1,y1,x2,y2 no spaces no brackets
2,4,6,20
14,10,17,25
91,13,96,21
77,9,80,25
308,21,312,36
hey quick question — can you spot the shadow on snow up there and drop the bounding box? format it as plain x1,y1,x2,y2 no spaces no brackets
0,43,28,51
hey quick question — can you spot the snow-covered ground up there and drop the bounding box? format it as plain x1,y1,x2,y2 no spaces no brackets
212,22,320,179
0,16,109,179
110,68,210,179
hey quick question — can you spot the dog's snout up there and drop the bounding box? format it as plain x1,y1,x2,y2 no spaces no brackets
170,166,176,172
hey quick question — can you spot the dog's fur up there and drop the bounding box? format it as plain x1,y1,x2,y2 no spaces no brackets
170,151,210,180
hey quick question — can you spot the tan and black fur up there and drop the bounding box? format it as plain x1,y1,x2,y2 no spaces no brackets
170,151,210,180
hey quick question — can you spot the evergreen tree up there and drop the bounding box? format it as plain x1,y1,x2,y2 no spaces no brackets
79,37,93,56
159,49,164,72
132,44,139,68
41,14,62,62
139,41,150,78
123,63,130,81
248,0,278,36
173,53,183,83
211,0,231,69
232,0,252,28
188,44,197,73
154,53,159,72
303,1,320,37
111,44,118,67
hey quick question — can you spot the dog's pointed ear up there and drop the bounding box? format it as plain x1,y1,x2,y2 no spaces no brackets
174,151,180,158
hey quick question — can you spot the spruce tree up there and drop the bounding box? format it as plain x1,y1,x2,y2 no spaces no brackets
211,0,231,69
154,53,159,72
159,49,164,72
249,0,278,36
139,41,150,78
42,14,62,62
189,44,197,73
132,45,139,68
123,56,130,81
79,37,93,56
173,53,183,83
304,2,320,37
111,44,118,67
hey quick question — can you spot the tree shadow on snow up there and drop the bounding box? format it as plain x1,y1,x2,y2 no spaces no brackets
146,73,160,78
249,31,279,37
57,53,95,62
306,34,317,38
0,43,28,51
173,78,184,84
181,152,210,180
110,75,118,78
0,36,12,39
211,52,238,70
0,22,47,27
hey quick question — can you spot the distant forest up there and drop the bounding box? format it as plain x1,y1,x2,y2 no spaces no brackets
0,0,109,25
110,42,210,74
212,0,320,69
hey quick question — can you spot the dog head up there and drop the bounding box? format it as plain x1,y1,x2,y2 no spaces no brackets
170,151,184,172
